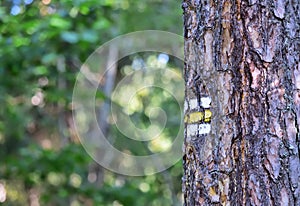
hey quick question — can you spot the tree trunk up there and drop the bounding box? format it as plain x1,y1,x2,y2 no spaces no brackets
182,0,300,205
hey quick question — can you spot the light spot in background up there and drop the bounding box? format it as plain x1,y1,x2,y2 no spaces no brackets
115,179,125,187
137,87,150,97
70,173,82,188
38,77,49,87
88,172,97,183
24,0,33,5
132,58,144,70
122,65,132,75
126,94,143,115
157,53,169,65
145,124,163,140
31,96,41,105
0,183,6,203
29,188,40,206
70,200,81,206
120,154,134,168
47,172,65,186
69,7,79,18
42,0,51,5
0,133,4,144
113,200,123,206
47,6,56,14
11,5,21,15
148,135,172,153
41,139,52,149
139,182,150,193
31,90,44,106
120,0,129,9
13,0,21,4
147,55,157,67
76,111,89,133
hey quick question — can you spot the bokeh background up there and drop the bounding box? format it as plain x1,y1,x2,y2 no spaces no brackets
0,0,183,205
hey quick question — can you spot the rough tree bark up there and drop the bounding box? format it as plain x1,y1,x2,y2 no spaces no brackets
182,0,300,205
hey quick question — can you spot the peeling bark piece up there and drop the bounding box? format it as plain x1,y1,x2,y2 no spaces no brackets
264,136,281,180
248,0,257,6
293,64,300,89
280,187,289,206
274,0,285,19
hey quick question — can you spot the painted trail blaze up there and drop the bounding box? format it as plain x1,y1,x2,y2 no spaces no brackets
184,97,212,135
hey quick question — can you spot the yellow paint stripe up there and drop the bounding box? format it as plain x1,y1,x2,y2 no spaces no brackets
184,110,212,124
204,109,212,122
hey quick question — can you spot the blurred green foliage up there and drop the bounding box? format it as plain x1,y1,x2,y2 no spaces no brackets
0,0,183,205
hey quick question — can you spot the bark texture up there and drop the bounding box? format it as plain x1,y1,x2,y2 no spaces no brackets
182,0,300,205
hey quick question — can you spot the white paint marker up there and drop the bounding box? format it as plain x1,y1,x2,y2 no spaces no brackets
187,97,211,110
186,124,198,137
200,97,211,109
188,98,198,110
186,123,211,136
198,123,211,135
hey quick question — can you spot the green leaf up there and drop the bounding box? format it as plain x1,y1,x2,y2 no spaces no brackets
58,188,68,197
79,6,89,15
13,36,30,47
24,20,40,35
33,66,48,75
50,17,71,29
93,19,111,30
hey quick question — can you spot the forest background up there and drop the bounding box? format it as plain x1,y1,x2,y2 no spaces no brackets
0,0,184,205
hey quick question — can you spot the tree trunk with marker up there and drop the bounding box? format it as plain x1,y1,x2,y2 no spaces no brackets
182,0,300,205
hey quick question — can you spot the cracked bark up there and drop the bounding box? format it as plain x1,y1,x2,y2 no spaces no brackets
182,0,300,205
